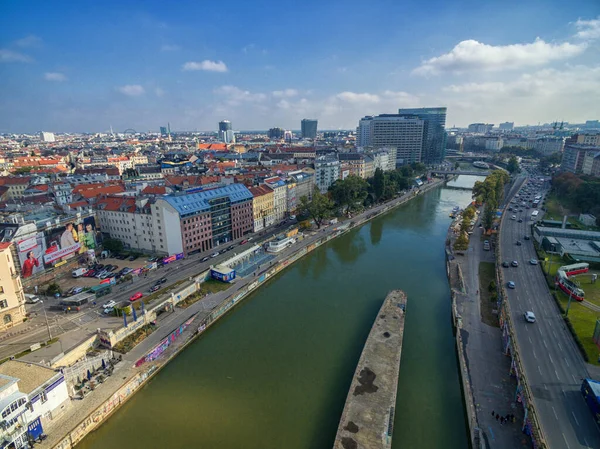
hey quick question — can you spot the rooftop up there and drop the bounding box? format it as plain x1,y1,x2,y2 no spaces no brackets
164,183,252,216
0,360,58,394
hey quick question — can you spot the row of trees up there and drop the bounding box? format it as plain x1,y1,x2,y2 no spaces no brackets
472,170,510,230
453,206,476,251
552,172,600,225
298,163,427,228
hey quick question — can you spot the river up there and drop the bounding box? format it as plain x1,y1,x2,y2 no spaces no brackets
78,178,479,449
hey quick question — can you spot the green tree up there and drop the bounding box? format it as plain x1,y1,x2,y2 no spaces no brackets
329,175,369,213
298,189,333,228
482,202,496,230
46,283,61,296
454,162,460,170
103,238,124,253
507,156,519,174
373,168,385,201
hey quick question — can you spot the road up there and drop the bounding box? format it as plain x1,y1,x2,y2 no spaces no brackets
500,177,600,449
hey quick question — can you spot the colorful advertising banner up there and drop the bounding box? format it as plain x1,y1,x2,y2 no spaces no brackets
17,232,47,278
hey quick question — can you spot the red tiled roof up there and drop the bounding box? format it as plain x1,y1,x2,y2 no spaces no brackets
141,185,166,195
0,176,31,185
67,201,89,209
248,185,273,197
198,143,227,151
97,196,136,213
0,242,12,250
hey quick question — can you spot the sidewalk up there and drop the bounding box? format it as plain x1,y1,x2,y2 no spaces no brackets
450,217,529,448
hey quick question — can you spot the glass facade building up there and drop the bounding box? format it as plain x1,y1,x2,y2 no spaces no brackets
398,107,447,164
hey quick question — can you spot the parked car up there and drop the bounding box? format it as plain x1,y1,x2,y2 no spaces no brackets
67,287,84,296
24,294,40,304
122,267,133,275
516,241,522,246
511,215,516,220
511,260,519,267
524,311,536,323
128,255,139,261
95,264,105,270
211,252,219,258
239,239,248,245
116,254,128,260
103,307,114,315
102,300,117,309
84,269,96,277
72,268,88,278
158,278,167,284
518,219,523,223
150,285,161,292
524,235,530,240
507,281,516,289
201,256,210,262
529,259,538,265
129,292,143,302
220,248,228,254
502,261,510,268
226,245,235,251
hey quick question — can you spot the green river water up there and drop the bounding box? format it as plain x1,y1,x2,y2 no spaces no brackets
79,180,479,449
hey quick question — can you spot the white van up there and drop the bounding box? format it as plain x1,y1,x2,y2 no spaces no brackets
72,267,88,278
531,210,539,217
24,294,40,304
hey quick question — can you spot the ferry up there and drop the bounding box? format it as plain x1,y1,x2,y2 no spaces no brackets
449,206,461,218
473,161,490,169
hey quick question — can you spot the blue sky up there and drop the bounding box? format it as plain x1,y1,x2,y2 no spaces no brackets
1,0,599,133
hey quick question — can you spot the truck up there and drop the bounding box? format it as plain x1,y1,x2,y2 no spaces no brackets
581,378,600,427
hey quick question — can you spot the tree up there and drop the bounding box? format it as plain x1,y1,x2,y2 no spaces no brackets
482,202,495,230
329,175,369,213
298,189,333,228
103,238,124,253
507,156,519,174
454,162,460,170
373,168,385,201
46,283,61,296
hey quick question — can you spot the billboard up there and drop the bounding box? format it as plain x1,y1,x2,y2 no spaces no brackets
43,216,100,268
17,232,47,278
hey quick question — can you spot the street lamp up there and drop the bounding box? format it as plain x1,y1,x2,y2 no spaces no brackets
39,301,52,341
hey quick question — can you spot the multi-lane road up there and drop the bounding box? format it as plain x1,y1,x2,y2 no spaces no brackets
500,178,600,449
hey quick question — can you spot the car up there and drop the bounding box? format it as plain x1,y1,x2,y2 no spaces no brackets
108,265,118,272
518,219,523,223
103,307,114,315
516,241,522,246
508,207,513,211
226,245,235,251
220,248,228,254
201,256,210,262
148,257,159,262
247,237,253,241
122,267,133,275
102,300,117,309
128,255,139,261
507,281,516,289
529,259,538,265
289,215,296,220
511,215,516,220
211,252,219,258
84,269,96,277
524,235,530,240
502,261,510,268
511,260,519,267
239,239,248,245
149,285,160,292
68,287,84,296
158,277,167,284
524,311,536,323
129,292,143,302
116,254,128,260
24,294,40,304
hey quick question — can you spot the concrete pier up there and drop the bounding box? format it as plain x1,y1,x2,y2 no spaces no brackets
333,290,407,449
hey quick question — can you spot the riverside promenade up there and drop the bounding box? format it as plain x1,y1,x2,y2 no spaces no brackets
333,290,407,449
446,177,530,449
43,179,444,449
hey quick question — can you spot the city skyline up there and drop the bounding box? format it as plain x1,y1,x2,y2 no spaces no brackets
1,0,599,133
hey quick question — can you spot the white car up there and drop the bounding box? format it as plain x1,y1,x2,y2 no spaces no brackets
102,300,117,309
24,294,40,304
103,307,115,315
211,252,219,258
511,215,517,220
524,311,536,323
529,259,538,265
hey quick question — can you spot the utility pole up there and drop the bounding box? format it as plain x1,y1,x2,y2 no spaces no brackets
40,301,52,341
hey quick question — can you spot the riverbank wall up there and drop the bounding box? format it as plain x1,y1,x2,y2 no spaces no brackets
50,178,445,449
333,290,407,449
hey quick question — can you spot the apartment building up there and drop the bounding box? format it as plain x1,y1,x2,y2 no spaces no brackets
576,134,600,146
0,177,31,200
0,243,26,331
289,171,314,203
370,115,424,166
249,185,274,232
315,155,340,193
264,177,287,221
96,196,155,252
561,144,600,174
153,184,254,256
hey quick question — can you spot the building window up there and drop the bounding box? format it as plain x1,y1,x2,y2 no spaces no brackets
40,391,47,404
3,314,11,324
0,300,7,309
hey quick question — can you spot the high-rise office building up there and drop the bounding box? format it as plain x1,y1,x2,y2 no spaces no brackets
398,107,447,164
301,119,318,139
467,123,494,134
160,126,168,136
39,131,55,142
499,122,514,131
370,115,424,166
268,127,285,140
218,120,235,143
357,116,373,148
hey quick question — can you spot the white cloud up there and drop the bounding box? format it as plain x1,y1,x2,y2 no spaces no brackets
574,16,600,40
44,72,67,82
0,49,32,63
413,38,586,75
15,35,42,48
272,89,298,98
160,44,180,52
440,65,600,124
117,85,145,96
336,92,380,104
214,85,267,105
182,60,228,72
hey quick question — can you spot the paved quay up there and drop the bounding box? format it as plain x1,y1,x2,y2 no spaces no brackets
447,176,530,449
333,290,407,449
38,179,444,449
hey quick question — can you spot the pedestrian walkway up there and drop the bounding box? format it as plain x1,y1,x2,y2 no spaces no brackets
449,219,530,449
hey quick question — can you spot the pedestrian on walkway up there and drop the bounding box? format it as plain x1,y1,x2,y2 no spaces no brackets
491,410,495,417
495,414,499,421
500,417,504,425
